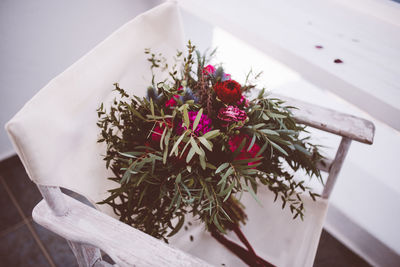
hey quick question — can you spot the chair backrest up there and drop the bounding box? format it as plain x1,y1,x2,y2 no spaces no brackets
5,1,185,217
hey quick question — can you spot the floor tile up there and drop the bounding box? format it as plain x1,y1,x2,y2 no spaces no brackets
0,156,42,217
314,230,372,267
0,223,50,267
0,178,23,231
31,221,78,267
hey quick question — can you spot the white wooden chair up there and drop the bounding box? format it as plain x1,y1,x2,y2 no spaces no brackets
5,2,375,267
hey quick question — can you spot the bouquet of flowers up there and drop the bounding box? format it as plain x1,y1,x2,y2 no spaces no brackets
96,41,323,266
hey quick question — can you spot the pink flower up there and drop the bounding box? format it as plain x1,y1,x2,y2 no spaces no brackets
176,111,212,136
203,65,216,75
229,134,261,167
165,96,178,107
218,106,247,127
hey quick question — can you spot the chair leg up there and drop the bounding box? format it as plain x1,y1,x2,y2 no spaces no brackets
68,240,102,267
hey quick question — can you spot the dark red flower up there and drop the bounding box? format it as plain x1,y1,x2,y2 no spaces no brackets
213,80,242,104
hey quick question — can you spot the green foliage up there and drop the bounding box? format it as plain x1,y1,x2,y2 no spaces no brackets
96,42,324,242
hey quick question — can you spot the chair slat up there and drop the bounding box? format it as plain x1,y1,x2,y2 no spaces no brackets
271,94,375,144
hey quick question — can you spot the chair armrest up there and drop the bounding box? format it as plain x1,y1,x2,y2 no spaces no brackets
272,94,375,144
32,193,212,267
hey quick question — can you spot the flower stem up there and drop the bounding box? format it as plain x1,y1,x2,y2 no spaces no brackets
210,228,275,267
232,223,258,260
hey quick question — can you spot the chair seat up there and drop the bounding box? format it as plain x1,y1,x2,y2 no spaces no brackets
171,186,328,267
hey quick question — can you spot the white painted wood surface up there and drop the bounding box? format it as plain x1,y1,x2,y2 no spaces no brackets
32,192,212,267
178,0,400,131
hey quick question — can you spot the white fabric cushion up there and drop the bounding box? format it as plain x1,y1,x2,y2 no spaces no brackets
6,2,328,266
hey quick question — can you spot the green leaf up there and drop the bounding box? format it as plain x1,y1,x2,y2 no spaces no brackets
160,126,167,150
199,153,206,170
175,173,182,184
121,170,131,184
190,137,203,155
206,163,217,170
267,110,286,119
218,167,234,185
213,215,226,234
136,172,148,186
202,129,220,140
163,145,168,164
167,215,184,237
170,133,186,156
222,182,235,202
247,134,256,152
164,129,171,147
183,105,190,129
294,144,312,156
216,163,229,174
255,142,268,157
150,98,155,116
198,136,212,151
260,129,279,136
118,151,142,158
192,108,203,131
186,147,196,163
269,140,289,156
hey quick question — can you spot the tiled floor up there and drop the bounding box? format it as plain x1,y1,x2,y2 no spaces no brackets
0,155,372,267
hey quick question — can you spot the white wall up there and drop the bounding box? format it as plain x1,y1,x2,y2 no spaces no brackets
0,0,162,160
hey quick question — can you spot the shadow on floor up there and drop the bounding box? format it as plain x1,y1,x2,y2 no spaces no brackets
0,155,372,267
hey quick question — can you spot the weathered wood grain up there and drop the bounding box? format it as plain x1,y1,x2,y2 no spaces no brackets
32,192,212,267
272,94,375,144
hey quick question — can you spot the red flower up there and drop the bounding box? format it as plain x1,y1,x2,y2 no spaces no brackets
229,134,261,167
214,80,242,104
